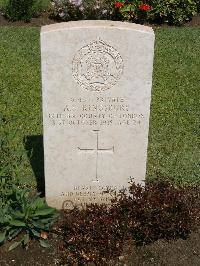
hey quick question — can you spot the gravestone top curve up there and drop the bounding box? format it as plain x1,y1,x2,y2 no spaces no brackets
41,20,154,35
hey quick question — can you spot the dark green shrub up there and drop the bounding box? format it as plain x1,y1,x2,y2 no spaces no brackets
51,0,197,25
149,0,197,25
195,0,200,12
4,0,50,22
115,0,197,25
5,0,35,22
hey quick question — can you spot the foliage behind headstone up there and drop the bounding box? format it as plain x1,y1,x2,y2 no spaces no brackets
4,0,47,22
50,0,198,25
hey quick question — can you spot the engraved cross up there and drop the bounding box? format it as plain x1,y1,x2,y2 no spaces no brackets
78,130,114,182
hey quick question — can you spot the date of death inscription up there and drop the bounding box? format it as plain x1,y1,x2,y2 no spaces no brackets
47,96,144,127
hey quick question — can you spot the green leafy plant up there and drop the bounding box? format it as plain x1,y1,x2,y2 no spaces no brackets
149,0,197,25
114,0,197,25
0,188,59,250
0,176,14,209
114,0,152,22
195,0,200,12
4,0,35,22
0,111,58,251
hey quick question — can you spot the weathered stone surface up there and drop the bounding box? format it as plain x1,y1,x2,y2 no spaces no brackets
41,20,155,209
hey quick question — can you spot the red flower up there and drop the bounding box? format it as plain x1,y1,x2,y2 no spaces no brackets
115,1,124,8
139,3,151,11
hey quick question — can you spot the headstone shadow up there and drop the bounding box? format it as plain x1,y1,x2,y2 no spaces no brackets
24,135,45,196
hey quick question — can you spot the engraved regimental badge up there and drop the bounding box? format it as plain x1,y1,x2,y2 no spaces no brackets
72,39,124,92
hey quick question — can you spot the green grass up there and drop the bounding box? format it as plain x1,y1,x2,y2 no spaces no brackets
0,27,200,189
147,27,200,185
0,27,42,187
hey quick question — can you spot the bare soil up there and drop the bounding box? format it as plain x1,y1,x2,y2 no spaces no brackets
0,233,62,266
126,229,200,266
1,229,200,265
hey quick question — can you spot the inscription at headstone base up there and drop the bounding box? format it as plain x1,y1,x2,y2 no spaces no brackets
41,20,155,209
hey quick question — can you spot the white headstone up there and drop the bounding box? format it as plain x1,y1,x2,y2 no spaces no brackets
41,21,155,209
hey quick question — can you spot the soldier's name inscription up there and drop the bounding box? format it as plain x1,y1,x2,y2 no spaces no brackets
48,96,144,127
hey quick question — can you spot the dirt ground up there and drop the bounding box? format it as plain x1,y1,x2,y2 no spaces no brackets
1,228,200,265
0,233,61,266
126,229,200,266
